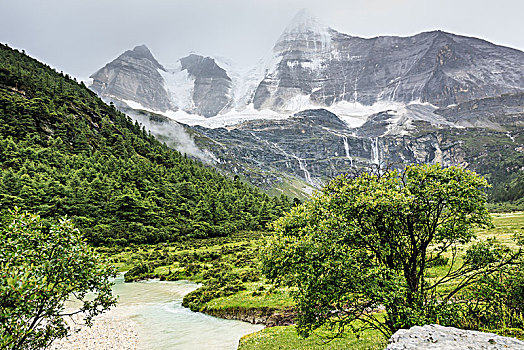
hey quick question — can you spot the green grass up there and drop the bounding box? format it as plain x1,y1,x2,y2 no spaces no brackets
477,211,524,247
238,325,387,350
204,283,294,310
421,212,523,294
99,212,524,349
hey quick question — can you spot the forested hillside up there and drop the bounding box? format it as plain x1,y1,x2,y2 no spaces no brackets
0,43,291,245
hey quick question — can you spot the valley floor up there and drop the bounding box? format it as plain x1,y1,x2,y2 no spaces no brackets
96,212,524,349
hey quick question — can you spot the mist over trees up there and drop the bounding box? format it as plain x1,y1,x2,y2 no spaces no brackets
0,43,292,245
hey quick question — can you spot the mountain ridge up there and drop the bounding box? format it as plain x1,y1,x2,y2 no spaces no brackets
0,43,291,244
86,12,524,205
88,13,524,121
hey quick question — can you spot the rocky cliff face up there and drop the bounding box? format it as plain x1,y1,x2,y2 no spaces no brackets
189,109,465,188
90,45,172,112
179,54,233,117
434,92,524,129
252,10,524,112
88,11,524,198
185,95,523,197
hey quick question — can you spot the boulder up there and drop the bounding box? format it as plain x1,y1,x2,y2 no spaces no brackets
386,324,524,349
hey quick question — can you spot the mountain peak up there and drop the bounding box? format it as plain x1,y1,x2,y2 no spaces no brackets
274,9,332,53
125,44,165,71
132,44,152,55
283,9,329,36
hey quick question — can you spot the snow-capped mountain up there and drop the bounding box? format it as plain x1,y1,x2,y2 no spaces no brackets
91,9,523,124
89,10,524,197
253,9,523,112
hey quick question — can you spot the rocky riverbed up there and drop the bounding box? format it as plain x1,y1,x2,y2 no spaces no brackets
50,310,138,350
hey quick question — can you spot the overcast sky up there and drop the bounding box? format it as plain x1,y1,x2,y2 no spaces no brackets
1,0,523,81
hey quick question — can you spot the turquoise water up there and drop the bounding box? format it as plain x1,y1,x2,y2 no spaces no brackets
111,274,263,349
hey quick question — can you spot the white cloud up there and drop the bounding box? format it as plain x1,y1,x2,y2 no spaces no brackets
1,0,522,81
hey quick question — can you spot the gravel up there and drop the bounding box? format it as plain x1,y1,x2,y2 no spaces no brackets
49,309,139,350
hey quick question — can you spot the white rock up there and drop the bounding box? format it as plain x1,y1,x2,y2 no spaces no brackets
386,324,524,349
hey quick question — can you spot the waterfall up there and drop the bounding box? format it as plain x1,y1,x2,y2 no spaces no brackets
342,136,353,167
270,141,317,186
297,157,313,185
370,137,380,165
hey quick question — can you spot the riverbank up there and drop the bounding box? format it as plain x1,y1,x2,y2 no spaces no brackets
50,309,139,350
51,275,263,350
202,306,296,327
99,231,296,326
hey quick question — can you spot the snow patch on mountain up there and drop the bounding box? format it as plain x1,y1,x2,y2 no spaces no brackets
169,104,287,129
282,93,315,112
158,62,195,111
120,99,287,129
121,96,454,134
213,57,262,109
327,101,404,128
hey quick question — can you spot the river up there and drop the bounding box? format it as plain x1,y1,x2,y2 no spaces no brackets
52,274,264,349
111,274,264,349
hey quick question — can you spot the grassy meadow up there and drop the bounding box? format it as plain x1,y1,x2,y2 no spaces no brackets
238,325,387,350
100,212,524,349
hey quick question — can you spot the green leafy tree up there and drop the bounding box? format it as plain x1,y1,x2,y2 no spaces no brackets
262,164,520,338
0,209,117,349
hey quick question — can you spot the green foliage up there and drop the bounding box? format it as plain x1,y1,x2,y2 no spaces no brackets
99,231,294,314
182,274,247,312
461,258,524,330
262,164,520,338
124,261,156,282
489,170,524,204
0,43,291,244
0,209,117,349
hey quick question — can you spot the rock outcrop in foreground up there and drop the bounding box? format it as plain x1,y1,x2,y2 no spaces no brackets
386,324,524,349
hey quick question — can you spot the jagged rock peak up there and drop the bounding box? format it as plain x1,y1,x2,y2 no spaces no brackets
276,9,332,50
282,9,330,36
176,53,233,117
89,44,171,111
179,54,230,81
124,44,165,71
